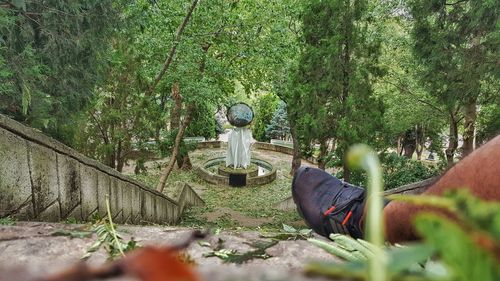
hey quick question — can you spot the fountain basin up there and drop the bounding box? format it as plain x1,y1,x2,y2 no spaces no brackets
196,157,276,187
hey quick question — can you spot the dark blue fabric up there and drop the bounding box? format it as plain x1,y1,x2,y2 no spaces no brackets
292,166,366,238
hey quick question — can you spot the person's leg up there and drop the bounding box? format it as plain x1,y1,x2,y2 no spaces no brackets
384,135,500,243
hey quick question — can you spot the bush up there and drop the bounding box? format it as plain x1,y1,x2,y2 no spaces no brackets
334,152,442,190
380,152,441,190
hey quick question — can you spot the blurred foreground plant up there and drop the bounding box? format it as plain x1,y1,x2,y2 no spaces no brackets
307,144,500,281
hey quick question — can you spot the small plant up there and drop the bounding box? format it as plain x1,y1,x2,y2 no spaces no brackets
82,197,139,260
0,216,16,226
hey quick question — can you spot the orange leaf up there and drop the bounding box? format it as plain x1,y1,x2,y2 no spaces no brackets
121,246,200,281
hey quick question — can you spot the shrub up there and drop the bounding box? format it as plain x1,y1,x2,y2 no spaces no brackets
334,152,441,190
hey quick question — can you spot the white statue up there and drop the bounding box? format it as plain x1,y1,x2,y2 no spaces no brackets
225,103,255,169
226,127,254,168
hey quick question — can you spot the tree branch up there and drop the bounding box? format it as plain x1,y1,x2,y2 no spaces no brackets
147,0,199,95
380,77,446,116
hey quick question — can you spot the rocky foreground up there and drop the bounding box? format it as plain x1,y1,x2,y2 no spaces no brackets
0,222,340,281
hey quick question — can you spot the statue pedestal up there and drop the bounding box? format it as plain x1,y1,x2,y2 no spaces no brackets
218,164,259,178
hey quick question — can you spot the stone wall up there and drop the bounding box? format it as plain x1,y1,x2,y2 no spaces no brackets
0,114,204,224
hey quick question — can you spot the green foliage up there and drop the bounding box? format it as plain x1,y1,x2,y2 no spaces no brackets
265,101,290,140
158,130,197,160
185,102,218,140
334,152,441,189
0,1,119,146
414,190,500,281
251,93,280,142
476,101,500,145
82,219,139,261
289,0,384,175
260,224,313,241
52,229,93,239
380,153,441,190
0,216,16,226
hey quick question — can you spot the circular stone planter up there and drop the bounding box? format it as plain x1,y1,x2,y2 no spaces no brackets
196,157,276,187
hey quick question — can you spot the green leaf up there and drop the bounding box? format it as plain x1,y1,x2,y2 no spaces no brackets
415,214,500,281
0,216,16,226
385,243,435,275
21,84,31,115
282,223,297,233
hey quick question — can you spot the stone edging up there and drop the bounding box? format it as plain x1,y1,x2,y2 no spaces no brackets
195,157,277,187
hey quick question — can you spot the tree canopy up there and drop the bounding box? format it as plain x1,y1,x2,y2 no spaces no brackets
1,0,498,178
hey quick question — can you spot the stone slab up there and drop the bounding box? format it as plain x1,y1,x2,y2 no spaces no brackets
0,222,338,281
130,185,142,224
80,165,98,220
109,178,123,222
141,192,156,223
0,128,33,218
96,172,111,218
121,183,133,223
38,201,61,222
28,142,59,220
57,155,81,219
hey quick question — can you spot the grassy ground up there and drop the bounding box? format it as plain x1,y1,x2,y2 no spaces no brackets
128,148,307,232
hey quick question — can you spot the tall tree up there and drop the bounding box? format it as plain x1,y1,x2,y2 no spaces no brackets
291,0,384,179
0,0,118,146
252,93,280,142
410,0,499,161
265,101,290,141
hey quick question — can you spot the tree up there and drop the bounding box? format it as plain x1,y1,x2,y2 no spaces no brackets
252,93,280,142
265,101,290,140
374,16,446,160
76,34,151,172
145,0,301,191
410,0,499,162
0,0,118,146
291,0,384,177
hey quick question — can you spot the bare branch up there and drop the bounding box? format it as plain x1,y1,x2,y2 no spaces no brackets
147,0,200,95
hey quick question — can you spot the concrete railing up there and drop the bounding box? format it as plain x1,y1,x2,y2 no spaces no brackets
0,114,204,224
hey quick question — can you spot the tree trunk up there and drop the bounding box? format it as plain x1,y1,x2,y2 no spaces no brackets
156,104,195,192
116,140,124,172
181,155,192,170
317,139,328,170
168,82,186,168
397,135,403,156
415,124,424,160
445,113,459,165
402,129,416,159
343,160,351,183
289,119,301,176
461,98,477,157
